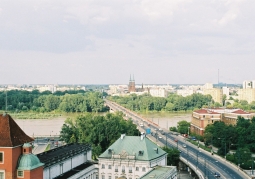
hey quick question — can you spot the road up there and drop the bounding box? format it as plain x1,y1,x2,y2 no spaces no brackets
105,99,250,179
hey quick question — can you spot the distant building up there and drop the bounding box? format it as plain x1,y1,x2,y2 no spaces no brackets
128,75,136,93
149,88,169,98
203,88,223,104
243,80,255,89
190,109,221,135
98,134,177,179
190,108,255,135
222,87,230,100
177,89,194,97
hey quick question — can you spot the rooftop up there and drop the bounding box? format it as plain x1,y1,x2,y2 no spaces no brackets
53,162,95,179
140,166,176,179
37,143,91,168
231,109,250,114
0,114,33,147
99,135,166,161
194,109,220,114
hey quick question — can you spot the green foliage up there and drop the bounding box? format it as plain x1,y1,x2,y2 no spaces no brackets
109,93,213,112
177,120,190,134
59,113,139,159
169,127,178,132
162,147,180,166
0,90,107,113
204,116,255,167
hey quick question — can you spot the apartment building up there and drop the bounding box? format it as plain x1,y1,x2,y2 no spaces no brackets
203,88,223,104
191,108,254,135
190,109,221,135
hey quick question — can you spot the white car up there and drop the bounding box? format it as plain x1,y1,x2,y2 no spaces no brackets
182,144,187,148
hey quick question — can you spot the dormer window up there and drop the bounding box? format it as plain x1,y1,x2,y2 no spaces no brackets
17,170,24,178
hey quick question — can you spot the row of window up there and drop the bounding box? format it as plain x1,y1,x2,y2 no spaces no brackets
101,175,135,179
101,164,146,172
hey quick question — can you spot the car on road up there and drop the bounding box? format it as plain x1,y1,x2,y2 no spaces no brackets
159,136,162,139
214,172,220,178
174,139,178,142
182,144,186,148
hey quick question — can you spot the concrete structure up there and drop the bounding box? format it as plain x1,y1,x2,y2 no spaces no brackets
98,134,177,179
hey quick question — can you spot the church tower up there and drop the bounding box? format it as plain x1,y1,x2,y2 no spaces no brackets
128,74,136,92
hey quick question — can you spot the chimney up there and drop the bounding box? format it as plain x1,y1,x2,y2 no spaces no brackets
121,134,125,140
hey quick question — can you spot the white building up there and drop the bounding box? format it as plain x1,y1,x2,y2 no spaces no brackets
177,89,195,97
149,88,169,98
37,143,99,179
243,80,255,89
98,134,177,179
222,87,230,99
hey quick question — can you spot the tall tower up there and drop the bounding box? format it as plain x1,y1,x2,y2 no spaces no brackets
128,74,136,92
0,114,43,179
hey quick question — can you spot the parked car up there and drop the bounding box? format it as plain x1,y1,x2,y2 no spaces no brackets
182,144,186,148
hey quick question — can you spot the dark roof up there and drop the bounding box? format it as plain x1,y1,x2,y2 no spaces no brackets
37,143,91,168
194,109,220,114
0,114,33,147
53,162,95,179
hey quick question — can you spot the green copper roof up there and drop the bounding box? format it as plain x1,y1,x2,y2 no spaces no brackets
23,143,32,148
17,154,44,170
99,136,166,161
140,166,176,179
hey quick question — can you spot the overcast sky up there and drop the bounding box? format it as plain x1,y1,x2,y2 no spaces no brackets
0,0,254,85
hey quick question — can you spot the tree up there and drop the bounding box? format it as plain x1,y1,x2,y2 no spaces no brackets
162,147,180,166
177,120,190,134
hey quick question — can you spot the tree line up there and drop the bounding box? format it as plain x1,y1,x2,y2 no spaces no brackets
203,116,255,169
0,90,107,113
59,112,139,158
109,93,213,112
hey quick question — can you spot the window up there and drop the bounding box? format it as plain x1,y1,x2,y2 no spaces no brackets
102,175,105,179
115,165,118,172
0,152,3,163
96,175,99,179
108,165,112,169
122,166,125,173
135,167,139,171
108,176,112,179
115,176,118,179
17,170,24,177
102,164,105,169
203,115,205,118
0,171,4,179
142,167,146,172
129,166,132,173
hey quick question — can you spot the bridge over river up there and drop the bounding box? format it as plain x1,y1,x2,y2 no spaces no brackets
105,99,250,179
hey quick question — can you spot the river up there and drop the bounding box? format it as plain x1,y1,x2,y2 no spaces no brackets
14,112,192,137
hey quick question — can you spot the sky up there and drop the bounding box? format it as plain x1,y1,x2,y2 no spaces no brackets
0,0,255,85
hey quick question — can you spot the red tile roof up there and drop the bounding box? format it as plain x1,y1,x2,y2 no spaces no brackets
231,109,250,114
194,109,220,114
0,114,33,147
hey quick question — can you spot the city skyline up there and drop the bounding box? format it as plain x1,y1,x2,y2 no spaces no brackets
1,1,255,84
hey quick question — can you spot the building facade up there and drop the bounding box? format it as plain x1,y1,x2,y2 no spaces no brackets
191,108,255,135
98,134,177,179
